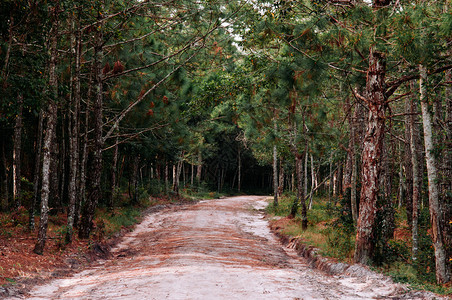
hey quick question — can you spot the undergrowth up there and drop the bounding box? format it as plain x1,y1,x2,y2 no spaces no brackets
266,193,452,297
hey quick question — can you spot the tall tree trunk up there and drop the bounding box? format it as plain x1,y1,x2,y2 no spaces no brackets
76,91,89,229
58,118,66,212
66,18,81,243
278,157,284,197
29,110,44,231
172,164,177,193
290,154,303,219
343,102,353,195
419,64,450,284
196,150,202,184
191,163,194,186
109,136,119,208
443,54,452,279
273,144,278,206
300,152,307,229
49,126,60,213
13,95,23,210
404,97,414,229
34,6,59,253
79,18,104,239
409,95,421,262
351,139,358,224
336,163,343,198
164,160,168,193
1,141,9,211
237,147,241,192
328,152,333,203
131,155,140,203
354,50,387,265
304,148,308,202
308,154,315,209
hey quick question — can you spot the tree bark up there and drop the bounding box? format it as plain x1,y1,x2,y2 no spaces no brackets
164,160,169,193
172,164,177,193
109,136,119,208
308,154,315,209
237,147,241,192
66,17,81,243
290,154,303,219
79,18,104,239
329,152,333,203
278,157,284,197
273,143,278,206
76,89,89,229
443,55,452,279
131,155,140,203
29,110,43,231
404,96,414,229
354,50,387,265
419,64,450,284
49,124,60,213
304,148,308,202
1,141,9,211
196,150,202,184
13,95,23,210
409,95,421,262
34,5,59,253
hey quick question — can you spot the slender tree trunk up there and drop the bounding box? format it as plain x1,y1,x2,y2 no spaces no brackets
109,136,119,208
58,119,66,212
79,19,104,239
308,154,315,209
343,101,353,195
290,154,303,219
66,19,81,243
351,140,358,224
237,147,241,192
410,95,421,262
300,153,307,229
1,142,9,211
76,93,89,229
419,64,450,284
404,97,414,229
131,155,139,203
278,157,284,197
196,150,202,184
304,148,308,202
34,6,59,253
397,160,404,208
29,110,44,231
328,152,333,203
172,164,177,193
354,50,387,265
273,144,278,206
191,163,194,186
443,53,452,278
49,125,60,213
13,95,23,210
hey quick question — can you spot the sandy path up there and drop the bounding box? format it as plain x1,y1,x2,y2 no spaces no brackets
11,196,433,299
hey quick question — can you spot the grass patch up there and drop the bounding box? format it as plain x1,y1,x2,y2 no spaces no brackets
267,194,452,297
267,194,355,262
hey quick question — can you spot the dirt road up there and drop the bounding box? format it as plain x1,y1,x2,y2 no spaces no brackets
11,196,439,299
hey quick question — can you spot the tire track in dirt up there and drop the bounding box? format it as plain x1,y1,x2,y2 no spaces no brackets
8,196,441,299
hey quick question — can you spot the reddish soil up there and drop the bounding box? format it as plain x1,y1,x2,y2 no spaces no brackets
0,210,93,287
3,196,444,299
